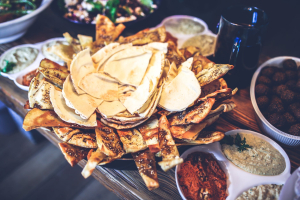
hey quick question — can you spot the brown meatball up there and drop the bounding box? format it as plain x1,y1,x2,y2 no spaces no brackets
288,102,300,113
292,108,300,121
286,80,297,91
257,76,272,86
268,97,285,113
280,90,295,104
283,59,297,71
267,113,280,126
276,115,287,128
257,96,269,109
255,84,270,96
288,123,300,136
285,70,297,80
276,85,289,96
283,112,296,125
261,66,276,77
272,72,286,85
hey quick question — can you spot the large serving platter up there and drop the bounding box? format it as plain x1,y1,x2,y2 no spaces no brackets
175,129,291,200
0,37,65,91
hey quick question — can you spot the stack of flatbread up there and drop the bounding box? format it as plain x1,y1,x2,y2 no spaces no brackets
22,14,237,191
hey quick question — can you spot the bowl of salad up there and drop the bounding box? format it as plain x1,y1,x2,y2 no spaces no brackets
53,0,160,25
0,0,53,44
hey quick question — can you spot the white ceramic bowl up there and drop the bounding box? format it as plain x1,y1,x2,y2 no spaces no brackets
0,0,53,44
175,129,291,200
250,56,300,147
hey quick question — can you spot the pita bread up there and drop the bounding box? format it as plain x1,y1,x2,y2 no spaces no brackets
79,72,119,101
63,75,103,119
123,51,164,114
146,42,168,53
117,129,147,153
49,44,75,67
179,57,193,70
103,46,153,87
97,101,127,117
77,34,93,50
96,43,132,71
159,67,201,111
82,149,106,178
70,49,95,94
92,43,119,65
50,85,97,127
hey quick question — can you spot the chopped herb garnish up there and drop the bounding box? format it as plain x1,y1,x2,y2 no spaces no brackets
1,60,16,73
221,133,252,152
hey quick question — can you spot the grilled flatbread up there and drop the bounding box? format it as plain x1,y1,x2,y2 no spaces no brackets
95,14,125,44
169,98,215,126
53,127,97,148
38,59,69,88
165,41,185,66
117,129,147,153
23,108,94,131
158,115,183,171
176,131,225,145
28,73,53,110
97,101,127,117
197,64,234,86
82,148,106,178
95,124,125,157
119,26,166,45
138,117,160,153
58,143,89,167
132,149,159,190
77,34,93,50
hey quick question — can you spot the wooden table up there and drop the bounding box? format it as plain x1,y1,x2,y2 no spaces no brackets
1,1,300,199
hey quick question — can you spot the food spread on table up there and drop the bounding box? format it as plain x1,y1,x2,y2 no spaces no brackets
221,132,286,176
0,47,39,74
236,184,283,200
0,0,42,23
178,152,227,200
59,0,157,24
20,14,239,191
255,59,300,136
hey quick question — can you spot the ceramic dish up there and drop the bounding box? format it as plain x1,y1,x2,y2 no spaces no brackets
0,0,53,44
175,129,291,200
154,15,217,52
250,56,300,147
279,167,300,200
0,37,65,91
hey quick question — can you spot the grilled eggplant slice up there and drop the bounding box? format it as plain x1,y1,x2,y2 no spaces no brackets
58,143,89,167
158,115,183,171
53,127,97,148
132,149,159,190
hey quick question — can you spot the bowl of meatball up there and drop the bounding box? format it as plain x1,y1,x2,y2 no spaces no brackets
250,56,300,147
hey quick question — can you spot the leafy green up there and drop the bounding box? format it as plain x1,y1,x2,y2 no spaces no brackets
220,135,234,145
1,60,16,73
106,0,119,22
221,133,252,152
86,0,103,12
139,0,153,8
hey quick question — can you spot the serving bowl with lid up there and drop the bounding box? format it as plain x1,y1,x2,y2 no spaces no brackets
175,129,291,200
250,56,300,147
0,0,53,44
